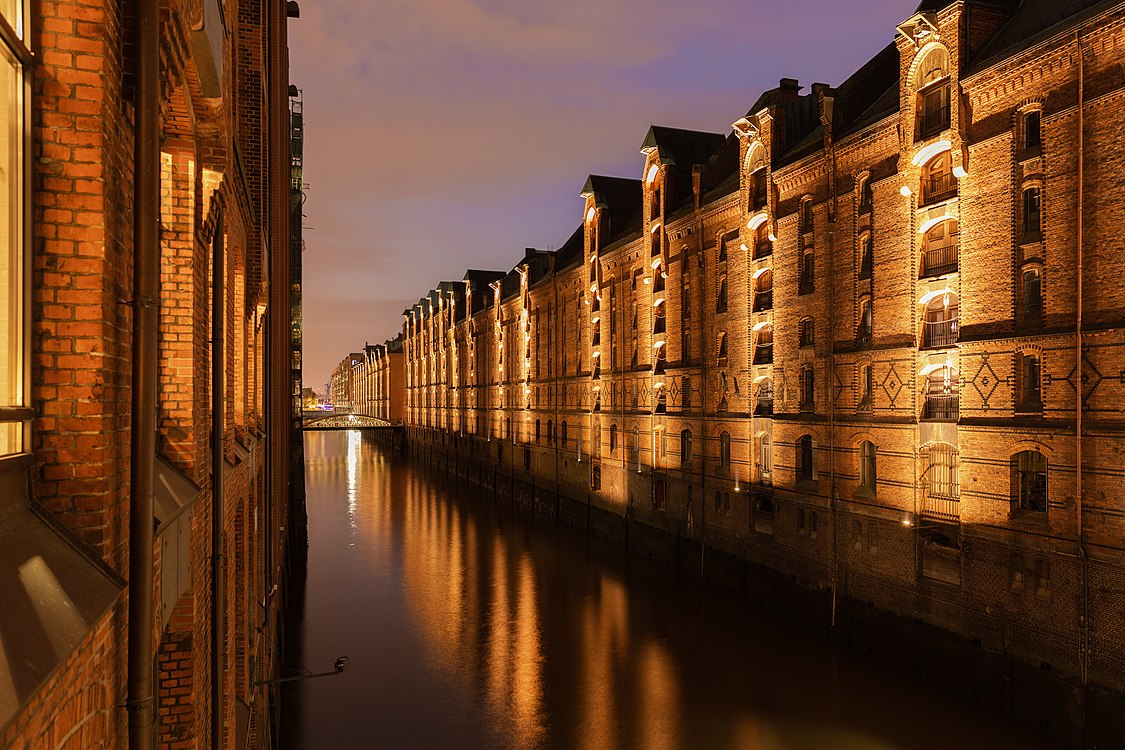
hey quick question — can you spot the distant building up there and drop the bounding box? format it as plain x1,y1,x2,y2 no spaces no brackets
330,352,365,411
395,1,1125,743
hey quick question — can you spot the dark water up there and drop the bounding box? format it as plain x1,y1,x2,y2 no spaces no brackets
279,431,1065,750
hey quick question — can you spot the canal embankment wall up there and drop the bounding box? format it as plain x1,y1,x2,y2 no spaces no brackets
369,427,1125,749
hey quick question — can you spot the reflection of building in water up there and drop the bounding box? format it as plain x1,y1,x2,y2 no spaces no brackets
383,2,1125,730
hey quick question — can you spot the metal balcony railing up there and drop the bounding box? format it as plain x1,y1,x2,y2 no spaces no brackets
923,318,958,348
921,495,960,521
922,394,959,421
921,171,957,206
920,242,958,277
919,104,950,139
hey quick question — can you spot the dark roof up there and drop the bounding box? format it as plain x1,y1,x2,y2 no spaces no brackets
641,125,726,168
969,0,1116,72
699,133,741,201
833,42,901,137
554,224,584,271
582,175,643,245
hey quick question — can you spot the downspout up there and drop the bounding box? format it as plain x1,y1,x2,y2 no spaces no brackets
211,213,226,747
126,0,159,746
1075,29,1089,735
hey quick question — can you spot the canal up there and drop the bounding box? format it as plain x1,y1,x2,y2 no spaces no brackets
279,431,1066,749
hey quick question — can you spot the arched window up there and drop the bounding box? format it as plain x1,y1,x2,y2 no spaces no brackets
858,234,873,280
753,269,772,312
747,144,768,211
753,223,772,259
561,420,568,447
799,366,815,411
858,176,873,213
921,152,956,206
758,434,772,482
915,46,951,139
610,423,618,453
859,441,877,492
535,418,541,442
801,198,814,232
680,429,693,465
1016,353,1042,411
858,365,873,411
1011,450,1047,513
923,365,960,421
920,218,958,277
797,435,816,481
922,291,958,348
591,465,601,490
719,431,731,474
1022,187,1042,239
716,275,728,313
593,421,601,458
1021,268,1043,327
631,425,640,466
1021,110,1041,153
858,298,873,344
799,318,815,348
717,332,728,363
753,325,773,365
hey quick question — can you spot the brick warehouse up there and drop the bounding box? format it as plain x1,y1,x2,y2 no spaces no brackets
0,0,300,747
369,1,1125,744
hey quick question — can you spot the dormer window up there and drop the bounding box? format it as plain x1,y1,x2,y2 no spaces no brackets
915,46,951,140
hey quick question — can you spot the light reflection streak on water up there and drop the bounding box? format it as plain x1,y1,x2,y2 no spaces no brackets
345,430,360,529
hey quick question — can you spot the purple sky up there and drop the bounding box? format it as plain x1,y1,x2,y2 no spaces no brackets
290,0,913,391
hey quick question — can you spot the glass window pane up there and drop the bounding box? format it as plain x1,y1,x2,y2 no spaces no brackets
1,45,23,415
0,1,21,41
0,421,19,453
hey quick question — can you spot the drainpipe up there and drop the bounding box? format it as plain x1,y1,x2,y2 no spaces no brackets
126,0,159,746
1075,29,1089,736
211,213,226,747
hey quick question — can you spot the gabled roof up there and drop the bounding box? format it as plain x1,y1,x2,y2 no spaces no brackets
554,224,585,271
642,125,726,214
582,175,643,246
699,133,741,202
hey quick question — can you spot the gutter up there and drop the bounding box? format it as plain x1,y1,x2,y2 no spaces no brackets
211,213,226,747
126,0,160,746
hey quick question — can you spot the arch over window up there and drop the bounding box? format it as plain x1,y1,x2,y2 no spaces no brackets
915,45,951,139
920,151,956,206
922,291,959,347
753,269,772,312
1011,450,1047,513
753,324,772,365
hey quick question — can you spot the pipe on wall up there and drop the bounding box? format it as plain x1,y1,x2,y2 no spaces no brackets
126,0,160,746
211,212,226,747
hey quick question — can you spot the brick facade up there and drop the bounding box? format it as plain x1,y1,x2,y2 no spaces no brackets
387,2,1125,743
0,0,296,747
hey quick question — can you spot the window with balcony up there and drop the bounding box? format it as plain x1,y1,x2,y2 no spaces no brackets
858,234,873,280
922,292,958,348
1022,187,1041,242
858,298,873,346
922,443,960,518
716,275,727,314
797,435,816,482
680,428,693,465
920,151,956,206
750,167,768,211
1016,352,1042,412
753,325,773,365
753,223,772,259
799,366,815,412
1021,110,1041,154
920,218,958,277
799,318,815,349
923,366,959,421
1011,450,1047,514
859,441,877,494
755,377,773,416
1020,268,1043,328
753,269,772,312
915,46,951,140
